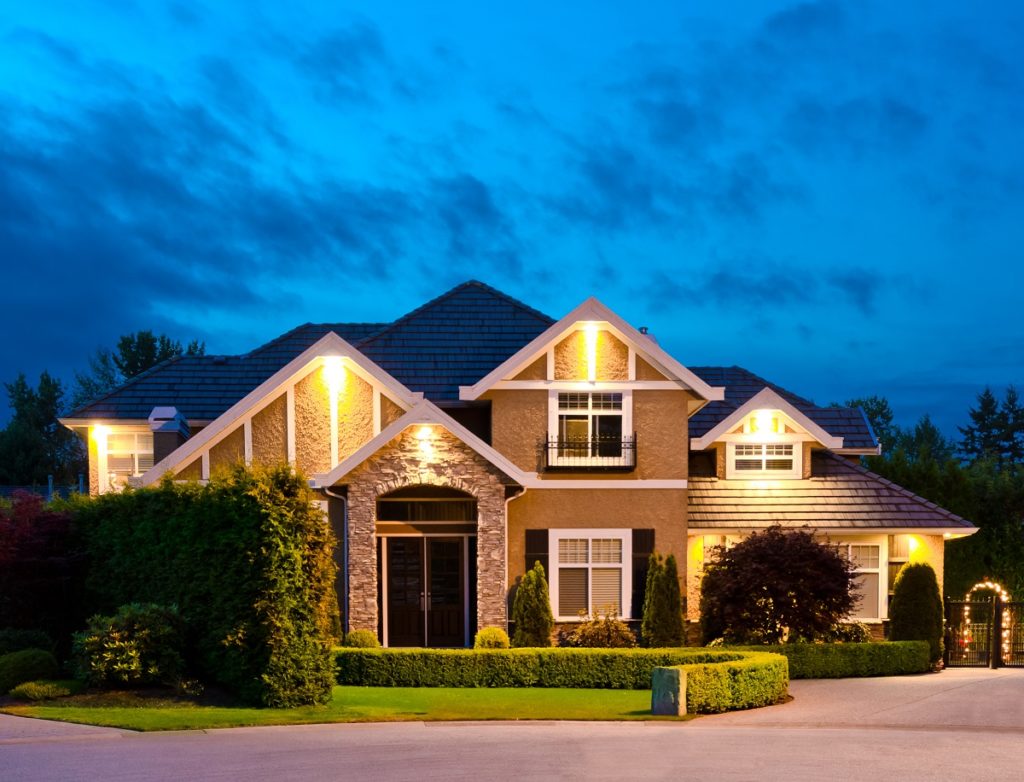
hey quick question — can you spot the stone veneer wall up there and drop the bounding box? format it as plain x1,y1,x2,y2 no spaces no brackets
341,426,513,636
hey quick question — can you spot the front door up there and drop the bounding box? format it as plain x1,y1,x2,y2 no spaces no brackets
385,537,467,647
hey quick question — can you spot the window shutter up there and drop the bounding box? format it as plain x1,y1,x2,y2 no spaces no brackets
631,529,655,618
525,529,549,578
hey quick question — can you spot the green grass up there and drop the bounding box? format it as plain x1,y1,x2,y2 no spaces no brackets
1,686,688,731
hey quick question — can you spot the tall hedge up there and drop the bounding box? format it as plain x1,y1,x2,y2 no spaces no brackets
889,562,944,663
70,464,338,706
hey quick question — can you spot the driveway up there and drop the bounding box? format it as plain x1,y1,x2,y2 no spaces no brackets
3,669,1023,781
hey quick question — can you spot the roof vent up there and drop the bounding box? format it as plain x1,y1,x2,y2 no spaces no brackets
148,406,190,437
639,326,649,335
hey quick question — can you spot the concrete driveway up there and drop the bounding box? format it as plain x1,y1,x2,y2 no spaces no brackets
3,668,1023,781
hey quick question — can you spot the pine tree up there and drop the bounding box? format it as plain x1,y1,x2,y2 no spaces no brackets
641,552,684,646
1000,386,1024,464
511,561,554,647
959,387,1005,465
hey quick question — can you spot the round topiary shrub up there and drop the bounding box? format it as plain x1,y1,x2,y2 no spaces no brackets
73,603,186,688
0,648,60,694
512,561,555,647
342,629,381,648
889,562,943,663
561,609,637,648
473,627,511,649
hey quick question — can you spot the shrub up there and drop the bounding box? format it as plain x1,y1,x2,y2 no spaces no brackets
889,562,944,663
823,622,872,643
474,627,511,649
561,609,636,648
641,553,684,647
730,641,931,678
652,652,789,714
700,527,857,644
511,561,554,647
0,628,54,656
73,603,186,688
0,648,59,694
342,630,381,648
7,679,83,701
69,464,338,707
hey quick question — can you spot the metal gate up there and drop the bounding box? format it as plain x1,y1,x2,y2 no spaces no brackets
945,599,1024,668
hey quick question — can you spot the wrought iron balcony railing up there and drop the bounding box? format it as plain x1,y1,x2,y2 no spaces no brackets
542,434,637,472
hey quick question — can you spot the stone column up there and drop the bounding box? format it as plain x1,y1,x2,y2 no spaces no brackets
476,483,508,629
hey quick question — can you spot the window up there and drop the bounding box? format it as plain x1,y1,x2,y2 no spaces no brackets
834,542,882,620
726,443,800,479
547,392,634,468
107,431,154,490
548,530,632,619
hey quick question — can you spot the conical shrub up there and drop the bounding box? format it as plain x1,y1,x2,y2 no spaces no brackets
889,562,944,663
511,561,554,647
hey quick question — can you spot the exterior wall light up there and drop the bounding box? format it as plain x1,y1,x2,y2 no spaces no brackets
584,323,599,382
416,425,434,459
751,410,779,434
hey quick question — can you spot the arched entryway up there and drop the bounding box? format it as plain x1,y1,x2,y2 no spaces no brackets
376,485,478,647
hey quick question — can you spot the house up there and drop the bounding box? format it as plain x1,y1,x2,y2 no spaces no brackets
61,281,976,645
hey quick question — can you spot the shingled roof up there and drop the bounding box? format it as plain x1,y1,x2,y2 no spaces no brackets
688,451,973,531
689,366,876,450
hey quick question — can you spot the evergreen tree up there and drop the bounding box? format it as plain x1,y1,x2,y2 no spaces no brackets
0,373,85,485
959,387,1005,464
511,561,554,647
640,553,685,647
845,395,899,454
1000,386,1024,464
889,562,944,664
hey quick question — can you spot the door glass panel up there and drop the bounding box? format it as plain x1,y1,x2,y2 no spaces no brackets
559,416,589,456
594,415,623,456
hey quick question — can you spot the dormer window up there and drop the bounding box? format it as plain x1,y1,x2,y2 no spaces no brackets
726,442,800,479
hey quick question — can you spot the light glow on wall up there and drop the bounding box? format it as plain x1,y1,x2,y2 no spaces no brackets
324,357,343,468
584,323,598,382
750,409,779,434
416,425,434,459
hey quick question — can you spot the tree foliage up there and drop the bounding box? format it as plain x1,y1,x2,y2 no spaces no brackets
511,561,554,647
0,373,85,485
699,527,857,644
888,562,944,663
641,553,684,647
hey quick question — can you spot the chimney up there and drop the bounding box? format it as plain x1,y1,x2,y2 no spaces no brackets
148,407,190,464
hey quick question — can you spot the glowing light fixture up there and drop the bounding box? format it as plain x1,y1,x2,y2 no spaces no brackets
91,424,109,443
750,410,779,434
584,323,598,382
416,425,434,458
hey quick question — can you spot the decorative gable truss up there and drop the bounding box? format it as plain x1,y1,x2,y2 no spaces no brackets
458,297,726,412
140,332,420,486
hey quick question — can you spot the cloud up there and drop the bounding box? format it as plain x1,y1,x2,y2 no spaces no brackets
289,22,389,105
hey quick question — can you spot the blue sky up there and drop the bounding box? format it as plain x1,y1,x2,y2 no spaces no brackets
1,0,1021,434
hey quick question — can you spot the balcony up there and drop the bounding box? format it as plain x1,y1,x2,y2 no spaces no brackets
542,434,637,472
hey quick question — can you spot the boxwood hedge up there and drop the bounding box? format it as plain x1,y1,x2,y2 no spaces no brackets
336,641,930,688
653,652,789,714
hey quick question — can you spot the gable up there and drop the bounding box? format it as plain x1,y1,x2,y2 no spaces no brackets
139,333,419,485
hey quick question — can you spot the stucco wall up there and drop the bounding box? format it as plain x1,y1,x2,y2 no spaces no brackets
340,426,513,635
632,390,688,479
380,395,405,428
177,458,202,480
513,355,547,380
209,426,245,473
252,394,287,466
553,330,629,381
507,488,688,598
485,389,547,472
636,355,669,380
295,367,331,475
88,432,99,495
338,368,374,463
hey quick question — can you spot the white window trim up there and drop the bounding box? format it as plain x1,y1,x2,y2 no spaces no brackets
726,442,801,479
547,528,632,621
832,537,887,621
106,430,155,491
547,390,633,468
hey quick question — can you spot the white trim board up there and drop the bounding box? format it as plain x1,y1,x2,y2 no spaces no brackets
458,297,725,402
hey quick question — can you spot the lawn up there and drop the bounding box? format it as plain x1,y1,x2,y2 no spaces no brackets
1,686,688,731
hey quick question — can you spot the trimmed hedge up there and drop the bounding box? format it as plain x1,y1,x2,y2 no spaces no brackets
337,641,931,688
730,641,931,678
0,648,59,694
69,464,338,707
338,648,770,689
653,652,789,714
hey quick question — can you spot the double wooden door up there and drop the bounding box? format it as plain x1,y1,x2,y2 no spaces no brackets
385,537,467,647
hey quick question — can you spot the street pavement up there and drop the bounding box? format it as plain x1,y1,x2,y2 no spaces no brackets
3,668,1023,781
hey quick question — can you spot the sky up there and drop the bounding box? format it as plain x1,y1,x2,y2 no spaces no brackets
1,0,1021,435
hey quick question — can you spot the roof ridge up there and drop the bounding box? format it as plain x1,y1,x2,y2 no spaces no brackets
818,451,974,527
243,322,316,358
358,280,554,347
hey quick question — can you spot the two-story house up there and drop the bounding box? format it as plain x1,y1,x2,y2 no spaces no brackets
61,281,976,646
